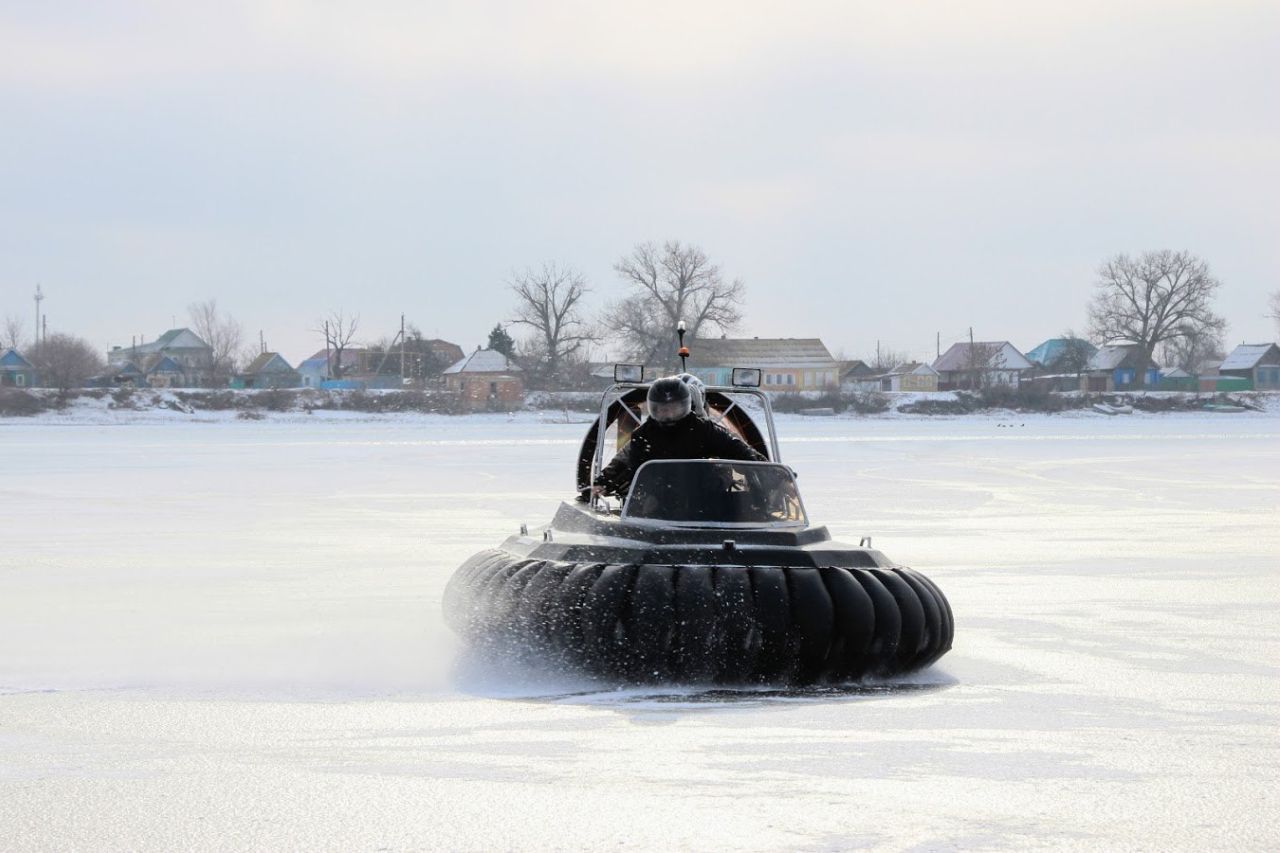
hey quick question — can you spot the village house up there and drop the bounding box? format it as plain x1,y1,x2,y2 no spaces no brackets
443,348,524,410
231,353,302,389
107,328,214,388
1,348,37,387
143,355,186,388
296,336,465,390
879,362,940,392
1217,343,1280,391
932,341,1033,390
297,350,337,388
685,337,839,392
838,360,877,391
1155,367,1198,392
1024,338,1097,372
423,339,465,368
1082,345,1161,391
295,348,397,389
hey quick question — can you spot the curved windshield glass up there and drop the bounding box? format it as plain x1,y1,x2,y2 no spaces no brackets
622,460,807,527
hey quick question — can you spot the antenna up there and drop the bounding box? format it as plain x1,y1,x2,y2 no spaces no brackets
34,284,44,344
677,320,688,372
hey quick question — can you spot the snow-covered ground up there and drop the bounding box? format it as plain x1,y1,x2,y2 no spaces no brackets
2,413,1278,850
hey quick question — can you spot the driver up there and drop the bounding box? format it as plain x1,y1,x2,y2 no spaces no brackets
592,376,765,499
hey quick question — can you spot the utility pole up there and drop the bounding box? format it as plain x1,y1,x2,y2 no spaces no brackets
324,320,331,379
34,284,43,344
400,314,406,381
936,332,941,360
259,330,265,354
969,327,975,391
42,316,47,344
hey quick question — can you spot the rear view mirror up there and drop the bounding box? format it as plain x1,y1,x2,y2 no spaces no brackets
731,367,762,387
614,364,644,383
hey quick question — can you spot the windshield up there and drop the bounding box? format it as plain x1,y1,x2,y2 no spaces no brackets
589,387,779,491
621,460,807,527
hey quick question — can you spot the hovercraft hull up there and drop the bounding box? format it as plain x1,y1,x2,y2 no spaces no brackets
444,507,953,684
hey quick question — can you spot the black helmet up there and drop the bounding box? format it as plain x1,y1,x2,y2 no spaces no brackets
646,377,692,424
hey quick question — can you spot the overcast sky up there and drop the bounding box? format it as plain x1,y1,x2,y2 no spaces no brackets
2,1,1277,365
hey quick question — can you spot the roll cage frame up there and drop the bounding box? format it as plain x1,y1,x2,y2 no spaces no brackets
584,382,782,512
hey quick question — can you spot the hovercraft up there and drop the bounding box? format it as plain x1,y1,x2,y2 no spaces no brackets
444,349,953,685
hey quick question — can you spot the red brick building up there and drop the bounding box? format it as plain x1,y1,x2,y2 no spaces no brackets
442,349,524,410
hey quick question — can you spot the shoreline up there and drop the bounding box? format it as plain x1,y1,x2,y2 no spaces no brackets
2,387,1276,426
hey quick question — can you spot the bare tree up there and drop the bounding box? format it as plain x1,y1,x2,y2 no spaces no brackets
2,315,25,351
604,240,745,366
27,333,105,390
508,262,597,387
865,345,909,372
313,311,360,378
1269,290,1280,336
964,342,1003,390
1055,330,1095,376
1159,325,1224,373
188,299,245,387
1087,250,1226,387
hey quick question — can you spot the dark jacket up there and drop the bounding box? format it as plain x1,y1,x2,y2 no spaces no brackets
594,413,766,496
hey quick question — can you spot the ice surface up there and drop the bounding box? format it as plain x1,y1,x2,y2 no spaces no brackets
2,411,1278,850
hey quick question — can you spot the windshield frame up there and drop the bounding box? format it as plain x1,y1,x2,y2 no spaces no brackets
619,459,808,529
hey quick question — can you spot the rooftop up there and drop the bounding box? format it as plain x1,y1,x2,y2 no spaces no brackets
1086,344,1154,372
686,337,837,369
242,352,295,374
1219,343,1280,371
933,342,1033,372
443,348,522,374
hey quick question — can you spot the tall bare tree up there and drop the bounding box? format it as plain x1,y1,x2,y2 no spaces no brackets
27,333,105,390
604,240,744,366
1087,250,1225,387
2,315,25,351
188,299,245,387
508,262,596,386
313,311,360,378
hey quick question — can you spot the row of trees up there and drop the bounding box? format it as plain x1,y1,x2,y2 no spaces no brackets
941,251,1243,388
489,240,746,388
5,247,1277,393
495,245,1275,389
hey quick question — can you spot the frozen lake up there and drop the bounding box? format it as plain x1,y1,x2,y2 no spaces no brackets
2,411,1278,850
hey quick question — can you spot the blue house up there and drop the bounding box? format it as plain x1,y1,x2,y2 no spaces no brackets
1,348,37,387
1084,345,1161,391
297,348,363,388
145,355,186,388
114,361,148,387
230,352,301,389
